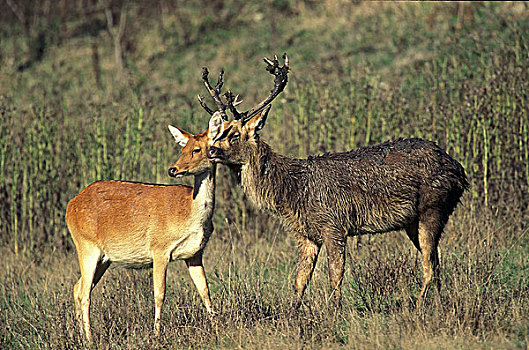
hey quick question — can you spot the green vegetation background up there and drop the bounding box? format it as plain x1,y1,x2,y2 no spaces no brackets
0,1,528,348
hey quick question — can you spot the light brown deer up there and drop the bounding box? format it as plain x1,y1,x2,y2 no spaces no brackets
207,54,469,308
66,110,225,342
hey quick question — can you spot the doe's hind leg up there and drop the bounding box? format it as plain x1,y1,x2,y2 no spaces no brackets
73,245,104,343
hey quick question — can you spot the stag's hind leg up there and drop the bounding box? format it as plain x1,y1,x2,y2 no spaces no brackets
405,219,421,252
416,210,444,305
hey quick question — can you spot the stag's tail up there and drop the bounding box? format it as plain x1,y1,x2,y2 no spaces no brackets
431,145,469,221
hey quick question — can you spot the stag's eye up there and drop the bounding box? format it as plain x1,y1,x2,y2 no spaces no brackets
193,148,201,154
229,132,240,144
214,125,233,142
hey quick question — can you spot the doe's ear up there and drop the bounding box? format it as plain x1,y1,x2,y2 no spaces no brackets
168,125,191,147
208,111,225,142
245,105,271,135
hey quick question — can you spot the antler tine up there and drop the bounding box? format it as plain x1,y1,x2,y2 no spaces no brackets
197,94,215,115
215,69,224,92
234,95,243,107
198,68,215,116
200,67,228,120
263,56,275,66
225,90,244,120
242,53,289,122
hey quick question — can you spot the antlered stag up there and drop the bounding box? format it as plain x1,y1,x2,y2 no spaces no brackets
207,54,469,307
66,71,230,342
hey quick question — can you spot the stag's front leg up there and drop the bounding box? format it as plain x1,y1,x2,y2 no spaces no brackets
293,237,321,308
324,233,346,307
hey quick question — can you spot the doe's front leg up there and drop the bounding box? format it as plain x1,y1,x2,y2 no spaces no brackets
152,254,170,336
185,251,214,314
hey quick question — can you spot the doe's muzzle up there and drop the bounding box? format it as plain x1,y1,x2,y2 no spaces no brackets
168,167,178,177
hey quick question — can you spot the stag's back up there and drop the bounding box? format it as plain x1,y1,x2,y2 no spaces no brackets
296,138,468,236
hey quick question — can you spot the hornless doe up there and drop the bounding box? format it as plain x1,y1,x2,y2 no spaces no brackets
66,77,229,341
206,54,469,307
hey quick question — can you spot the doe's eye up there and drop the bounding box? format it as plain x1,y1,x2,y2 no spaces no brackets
193,148,201,154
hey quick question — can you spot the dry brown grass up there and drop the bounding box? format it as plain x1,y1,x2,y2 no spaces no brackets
1,205,527,348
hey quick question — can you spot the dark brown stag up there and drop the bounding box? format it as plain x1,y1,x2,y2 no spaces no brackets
206,54,469,307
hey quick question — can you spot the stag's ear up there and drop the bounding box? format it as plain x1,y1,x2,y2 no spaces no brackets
208,111,224,142
245,105,271,136
168,125,191,147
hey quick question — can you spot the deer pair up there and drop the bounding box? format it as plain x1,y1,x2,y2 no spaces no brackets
67,54,468,342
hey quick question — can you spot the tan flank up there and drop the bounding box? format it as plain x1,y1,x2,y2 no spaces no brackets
66,112,224,342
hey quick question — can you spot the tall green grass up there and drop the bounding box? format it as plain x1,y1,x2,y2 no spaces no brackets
0,1,527,258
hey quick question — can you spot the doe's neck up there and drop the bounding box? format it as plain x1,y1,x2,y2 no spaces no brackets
192,164,216,207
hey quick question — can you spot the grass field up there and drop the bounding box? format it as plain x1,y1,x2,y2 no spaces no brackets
1,1,528,348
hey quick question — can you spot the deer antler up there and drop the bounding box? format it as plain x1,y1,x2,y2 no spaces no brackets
239,53,289,122
197,53,289,122
197,67,228,120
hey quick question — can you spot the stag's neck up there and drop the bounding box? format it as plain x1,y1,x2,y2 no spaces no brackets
191,164,216,221
240,140,301,215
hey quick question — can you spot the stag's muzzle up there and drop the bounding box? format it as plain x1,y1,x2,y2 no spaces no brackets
207,147,224,161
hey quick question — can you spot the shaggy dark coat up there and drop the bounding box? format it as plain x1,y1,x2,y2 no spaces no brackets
214,131,468,305
243,138,467,239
